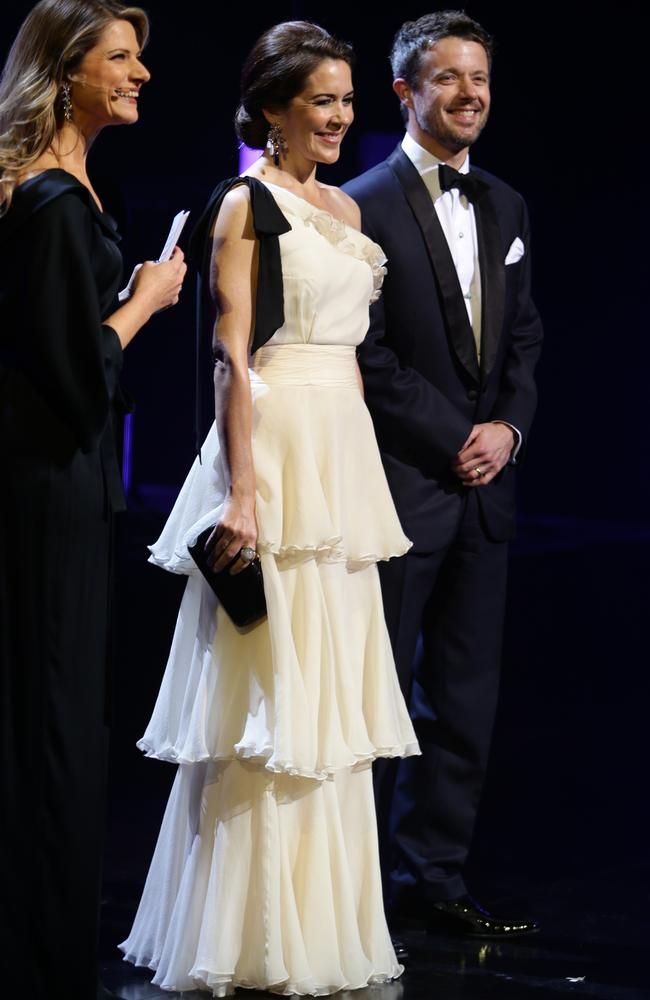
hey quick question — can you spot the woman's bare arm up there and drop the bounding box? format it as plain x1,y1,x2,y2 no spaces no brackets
205,185,259,575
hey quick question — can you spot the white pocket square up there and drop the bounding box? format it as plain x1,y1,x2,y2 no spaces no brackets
505,237,525,265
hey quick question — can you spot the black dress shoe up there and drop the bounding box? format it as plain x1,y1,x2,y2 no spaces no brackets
391,936,409,963
426,894,539,939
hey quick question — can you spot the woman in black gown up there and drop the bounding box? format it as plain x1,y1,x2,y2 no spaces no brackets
0,2,186,997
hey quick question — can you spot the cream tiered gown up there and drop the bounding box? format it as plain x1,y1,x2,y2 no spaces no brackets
119,181,419,996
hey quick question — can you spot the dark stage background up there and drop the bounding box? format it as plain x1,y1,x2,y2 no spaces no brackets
3,3,649,996
4,1,647,516
4,1,646,513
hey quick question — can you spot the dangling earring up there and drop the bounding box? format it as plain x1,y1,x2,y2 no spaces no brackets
60,81,73,123
267,122,285,166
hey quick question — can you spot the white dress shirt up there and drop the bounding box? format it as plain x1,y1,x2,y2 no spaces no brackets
401,132,522,460
402,132,481,355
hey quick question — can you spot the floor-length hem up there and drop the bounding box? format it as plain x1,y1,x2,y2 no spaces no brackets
119,762,404,996
120,954,404,998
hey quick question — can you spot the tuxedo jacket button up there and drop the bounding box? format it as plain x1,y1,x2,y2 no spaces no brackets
467,388,479,402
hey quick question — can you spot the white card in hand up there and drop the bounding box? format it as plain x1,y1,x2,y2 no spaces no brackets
118,210,191,301
157,210,190,263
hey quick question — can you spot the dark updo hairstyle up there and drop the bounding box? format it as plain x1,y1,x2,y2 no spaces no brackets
235,21,354,150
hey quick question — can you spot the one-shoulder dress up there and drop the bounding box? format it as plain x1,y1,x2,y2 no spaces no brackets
119,179,419,996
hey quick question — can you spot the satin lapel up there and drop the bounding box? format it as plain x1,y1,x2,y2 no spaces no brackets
387,146,479,383
474,184,505,382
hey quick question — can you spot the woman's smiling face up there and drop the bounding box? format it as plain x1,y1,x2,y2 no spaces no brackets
68,19,150,130
268,58,354,167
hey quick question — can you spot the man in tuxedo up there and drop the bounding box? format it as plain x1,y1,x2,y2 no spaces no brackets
344,11,543,937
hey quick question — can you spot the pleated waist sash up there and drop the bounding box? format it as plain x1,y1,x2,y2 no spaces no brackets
252,344,358,388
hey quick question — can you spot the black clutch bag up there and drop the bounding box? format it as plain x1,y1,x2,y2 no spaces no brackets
188,526,267,628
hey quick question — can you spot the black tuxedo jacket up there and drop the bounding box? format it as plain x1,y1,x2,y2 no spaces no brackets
344,145,543,548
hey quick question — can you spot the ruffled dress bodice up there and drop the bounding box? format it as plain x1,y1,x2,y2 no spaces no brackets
149,181,407,577
256,182,387,346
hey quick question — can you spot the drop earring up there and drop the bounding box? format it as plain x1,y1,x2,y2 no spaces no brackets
60,81,73,123
267,122,285,166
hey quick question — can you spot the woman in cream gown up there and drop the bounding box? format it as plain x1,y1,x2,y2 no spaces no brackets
120,22,419,996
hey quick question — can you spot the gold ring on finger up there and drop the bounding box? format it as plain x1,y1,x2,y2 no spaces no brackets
474,466,484,478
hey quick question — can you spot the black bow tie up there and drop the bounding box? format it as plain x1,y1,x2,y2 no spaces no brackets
438,163,486,202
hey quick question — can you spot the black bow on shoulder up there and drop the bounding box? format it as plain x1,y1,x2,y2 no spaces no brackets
438,163,488,202
189,176,292,458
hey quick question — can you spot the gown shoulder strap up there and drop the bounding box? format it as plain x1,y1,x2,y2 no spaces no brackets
188,176,292,455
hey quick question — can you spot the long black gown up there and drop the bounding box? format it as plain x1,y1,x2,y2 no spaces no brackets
0,169,125,998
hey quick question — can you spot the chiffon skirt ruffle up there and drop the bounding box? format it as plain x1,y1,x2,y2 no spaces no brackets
120,761,403,996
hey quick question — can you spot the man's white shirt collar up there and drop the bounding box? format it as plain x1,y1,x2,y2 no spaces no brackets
401,132,470,199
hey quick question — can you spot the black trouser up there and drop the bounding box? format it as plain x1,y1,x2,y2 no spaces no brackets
376,491,509,904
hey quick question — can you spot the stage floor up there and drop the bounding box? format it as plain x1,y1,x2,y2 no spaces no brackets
101,893,650,1000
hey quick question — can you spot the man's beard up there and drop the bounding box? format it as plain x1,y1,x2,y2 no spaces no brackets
417,105,489,154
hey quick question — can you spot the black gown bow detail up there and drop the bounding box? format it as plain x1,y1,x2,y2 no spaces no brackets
188,176,292,455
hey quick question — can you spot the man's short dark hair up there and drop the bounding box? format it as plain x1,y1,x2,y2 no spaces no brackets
390,10,493,87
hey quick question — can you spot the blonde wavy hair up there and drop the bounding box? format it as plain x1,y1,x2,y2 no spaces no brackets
0,0,149,214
